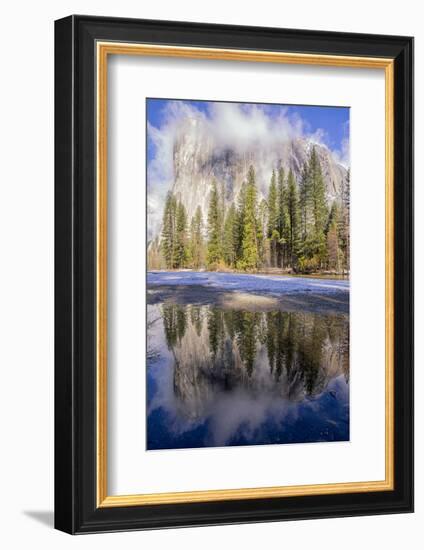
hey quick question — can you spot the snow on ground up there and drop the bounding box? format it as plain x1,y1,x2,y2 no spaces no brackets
147,271,349,295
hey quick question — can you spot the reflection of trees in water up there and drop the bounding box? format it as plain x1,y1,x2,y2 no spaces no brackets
159,302,349,418
147,314,161,362
224,310,262,378
190,306,203,338
162,303,187,348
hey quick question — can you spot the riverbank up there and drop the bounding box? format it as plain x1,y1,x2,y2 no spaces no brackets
148,267,349,280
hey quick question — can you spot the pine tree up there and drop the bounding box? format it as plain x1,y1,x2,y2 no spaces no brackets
326,201,341,272
286,169,301,268
326,200,339,235
276,166,288,268
298,148,329,271
239,165,259,270
327,222,340,272
174,201,188,268
223,203,237,267
258,199,268,267
188,206,204,269
309,147,328,266
206,180,223,268
267,170,279,266
344,169,350,272
234,181,247,264
299,161,312,242
161,192,177,269
338,168,350,275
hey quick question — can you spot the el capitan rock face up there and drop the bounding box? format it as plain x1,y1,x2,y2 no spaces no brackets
166,114,348,235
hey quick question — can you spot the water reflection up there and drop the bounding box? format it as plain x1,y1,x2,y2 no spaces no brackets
147,303,349,450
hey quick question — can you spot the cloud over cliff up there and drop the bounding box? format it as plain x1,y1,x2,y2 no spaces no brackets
147,100,349,241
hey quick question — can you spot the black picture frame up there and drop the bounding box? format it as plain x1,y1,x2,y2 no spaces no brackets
55,14,414,534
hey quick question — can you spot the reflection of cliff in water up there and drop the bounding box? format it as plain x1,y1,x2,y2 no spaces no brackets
161,304,349,421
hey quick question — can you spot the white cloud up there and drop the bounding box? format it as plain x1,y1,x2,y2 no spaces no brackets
147,101,346,239
332,119,350,168
147,102,209,241
206,102,304,149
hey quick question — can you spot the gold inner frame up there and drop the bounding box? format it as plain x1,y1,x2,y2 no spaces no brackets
96,42,395,508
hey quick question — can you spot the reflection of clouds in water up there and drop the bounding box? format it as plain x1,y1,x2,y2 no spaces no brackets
149,362,293,447
206,390,292,447
210,375,349,448
147,303,349,449
149,360,347,448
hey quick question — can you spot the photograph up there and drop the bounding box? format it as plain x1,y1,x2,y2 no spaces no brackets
146,98,351,451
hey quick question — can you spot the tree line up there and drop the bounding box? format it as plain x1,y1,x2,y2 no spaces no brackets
157,147,350,274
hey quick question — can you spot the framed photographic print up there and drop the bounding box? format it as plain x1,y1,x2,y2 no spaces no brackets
54,15,414,534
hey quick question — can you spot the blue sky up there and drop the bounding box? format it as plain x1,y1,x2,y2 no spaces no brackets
147,98,350,163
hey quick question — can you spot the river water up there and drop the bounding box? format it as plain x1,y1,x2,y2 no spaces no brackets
146,278,349,450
